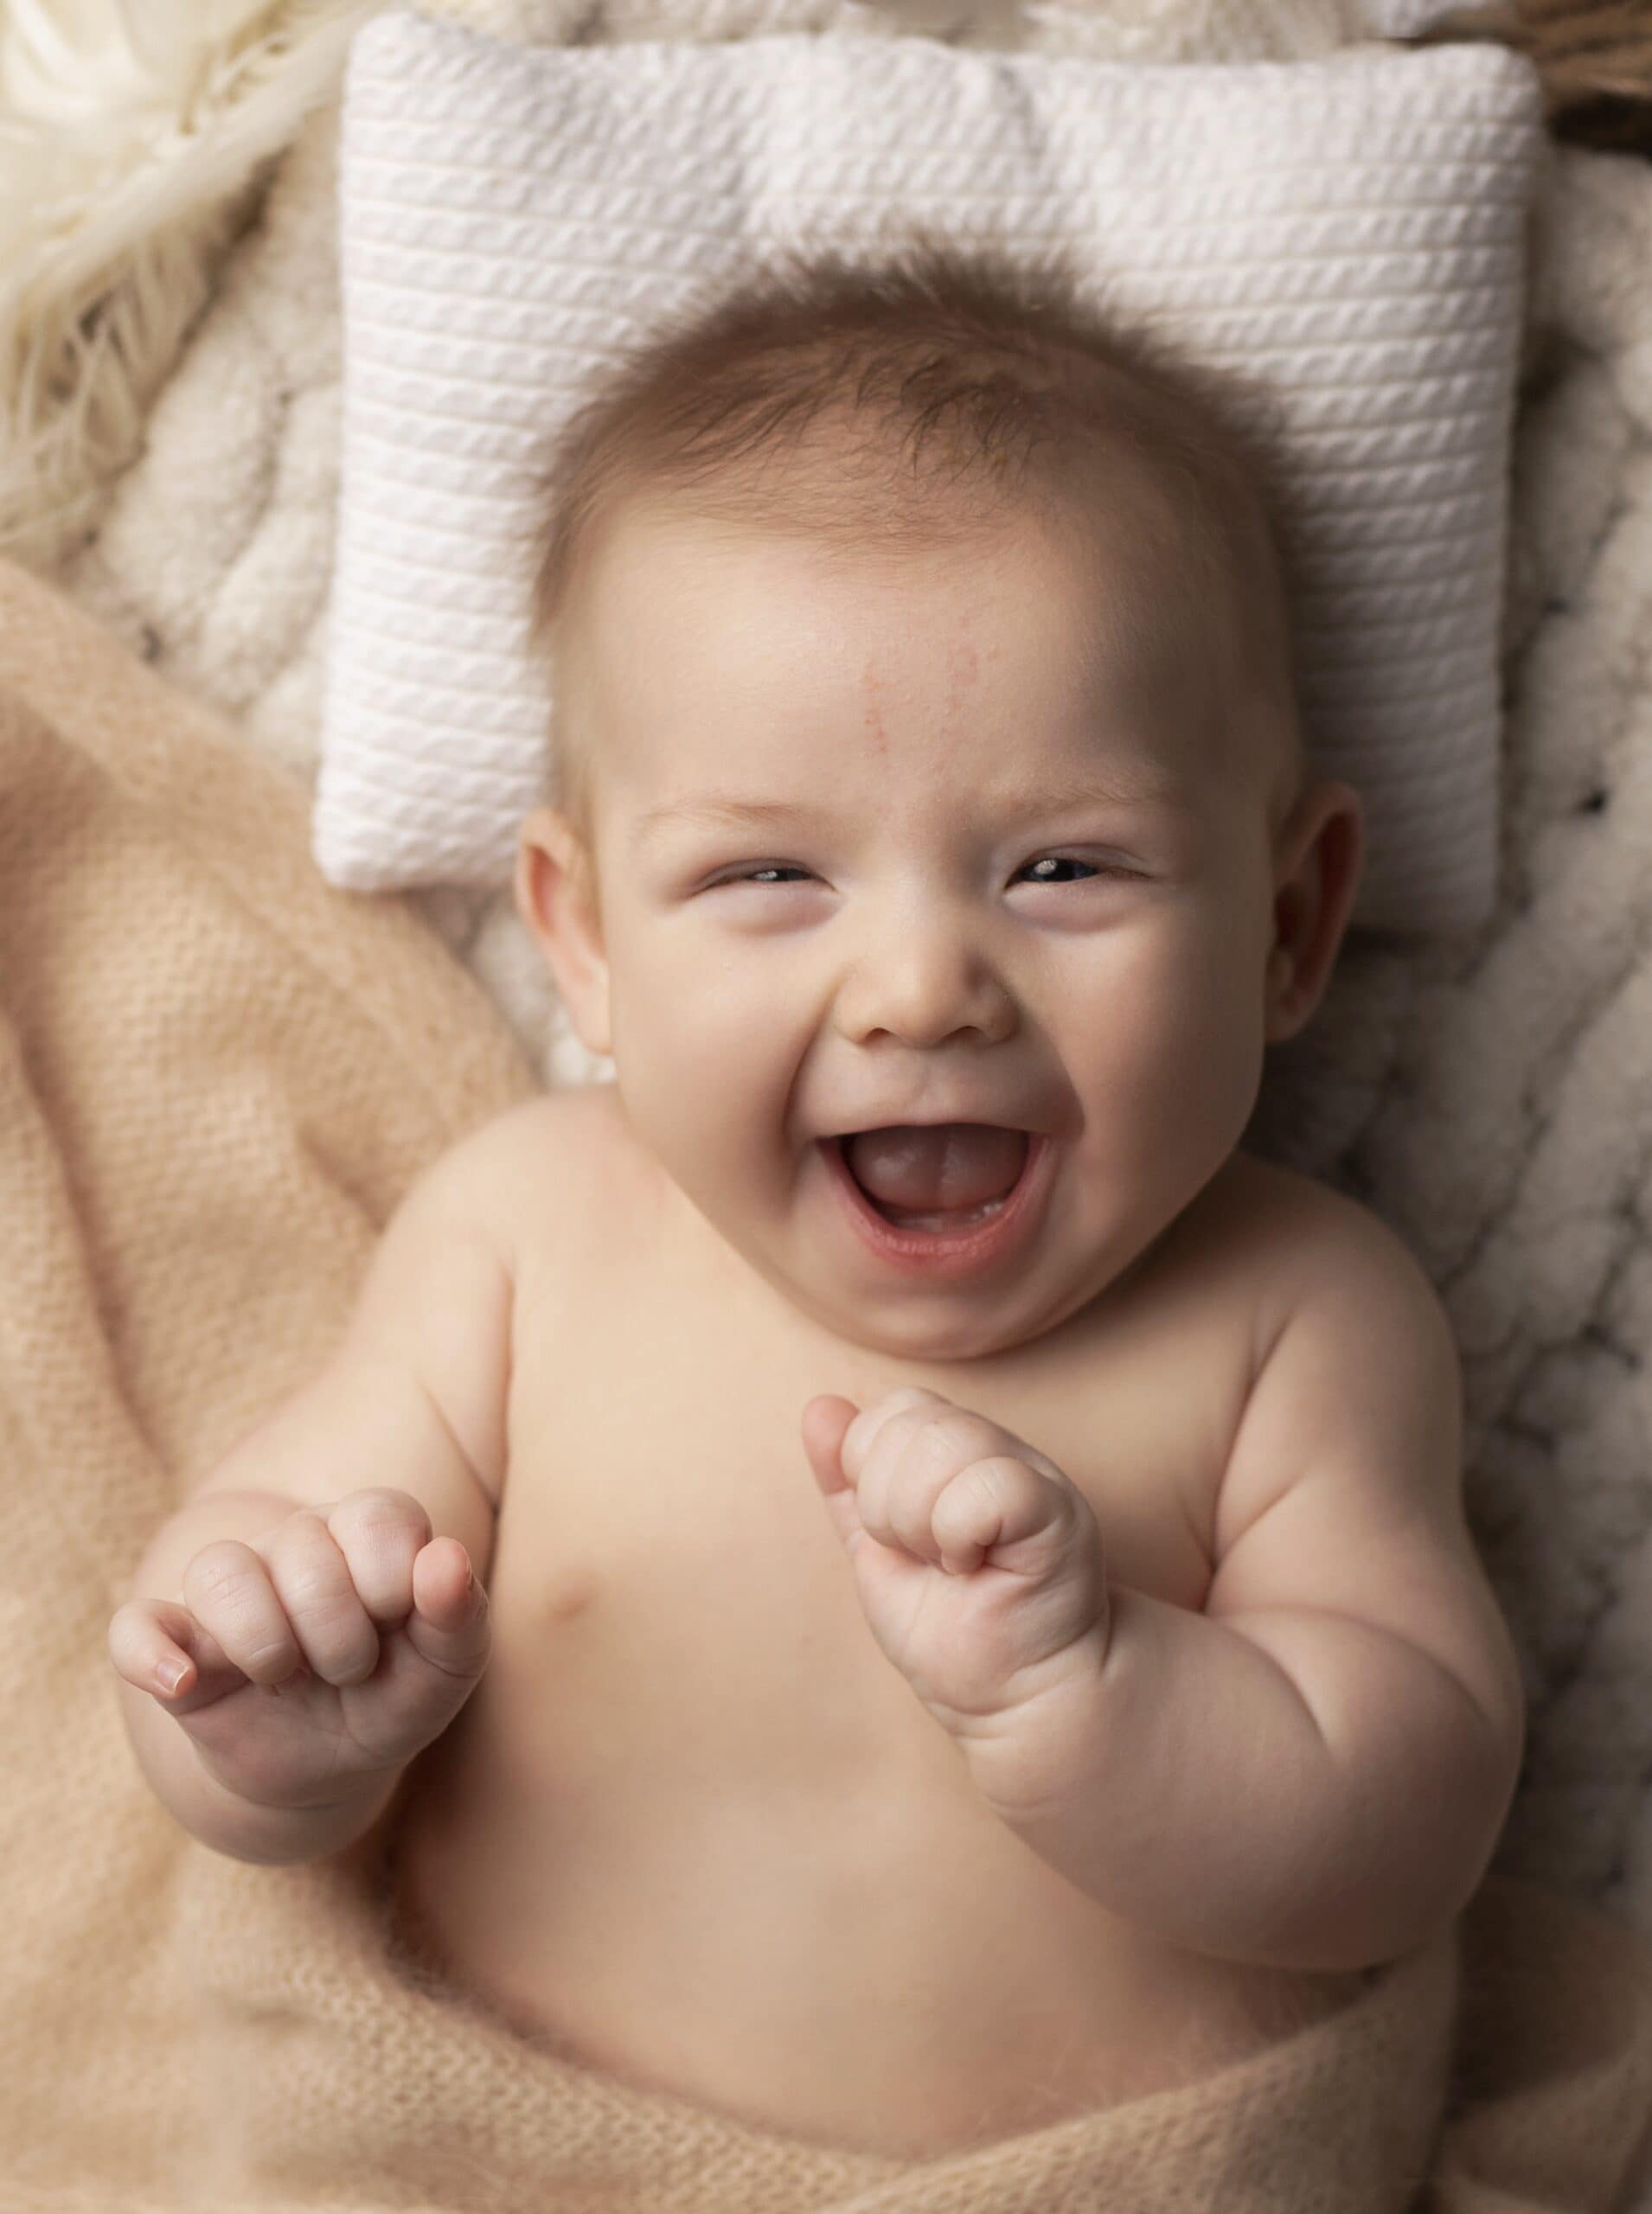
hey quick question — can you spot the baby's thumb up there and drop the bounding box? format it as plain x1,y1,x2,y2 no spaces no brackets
400,1539,491,1682
801,1395,857,1496
801,1395,862,1554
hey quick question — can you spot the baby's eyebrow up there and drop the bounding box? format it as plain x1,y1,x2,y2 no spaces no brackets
633,770,1194,844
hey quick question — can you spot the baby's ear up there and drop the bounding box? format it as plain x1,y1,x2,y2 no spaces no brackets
515,808,611,1056
1263,780,1364,1046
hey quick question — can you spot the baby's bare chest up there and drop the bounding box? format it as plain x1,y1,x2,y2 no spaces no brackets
482,1139,1262,1801
385,1127,1341,2155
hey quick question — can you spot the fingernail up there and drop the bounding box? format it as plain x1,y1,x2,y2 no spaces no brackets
159,1660,188,1693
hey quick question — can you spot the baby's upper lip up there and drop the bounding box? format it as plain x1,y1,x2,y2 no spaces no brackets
818,1111,1040,1139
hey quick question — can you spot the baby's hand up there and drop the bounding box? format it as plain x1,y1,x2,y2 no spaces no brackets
107,1489,490,1816
801,1388,1110,1738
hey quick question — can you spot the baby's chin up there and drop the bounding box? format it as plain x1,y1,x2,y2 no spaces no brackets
757,1227,1141,1367
794,1294,1063,1368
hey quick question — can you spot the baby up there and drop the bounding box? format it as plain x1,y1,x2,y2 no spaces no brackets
109,240,1527,2161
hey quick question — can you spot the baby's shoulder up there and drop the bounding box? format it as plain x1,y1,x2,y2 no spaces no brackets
1226,1150,1449,1362
417,1086,617,1264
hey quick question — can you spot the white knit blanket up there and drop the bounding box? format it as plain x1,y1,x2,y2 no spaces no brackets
48,0,1652,1947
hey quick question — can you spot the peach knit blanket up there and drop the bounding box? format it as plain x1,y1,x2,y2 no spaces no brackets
2,553,1649,2211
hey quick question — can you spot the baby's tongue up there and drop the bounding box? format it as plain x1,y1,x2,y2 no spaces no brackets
843,1124,1028,1213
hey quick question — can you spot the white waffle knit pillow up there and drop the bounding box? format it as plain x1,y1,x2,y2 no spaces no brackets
316,10,1544,934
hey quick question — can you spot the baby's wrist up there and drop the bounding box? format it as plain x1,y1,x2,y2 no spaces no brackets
944,1613,1113,1814
187,1752,403,1866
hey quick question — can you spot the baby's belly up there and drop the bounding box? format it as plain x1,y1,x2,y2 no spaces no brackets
387,1661,1369,2161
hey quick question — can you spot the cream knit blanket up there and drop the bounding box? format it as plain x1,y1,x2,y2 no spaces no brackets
1,541,1649,2214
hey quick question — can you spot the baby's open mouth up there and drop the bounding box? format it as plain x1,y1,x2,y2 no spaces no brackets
830,1124,1031,1232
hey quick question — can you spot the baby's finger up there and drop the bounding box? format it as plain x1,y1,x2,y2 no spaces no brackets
181,1539,305,1687
108,1598,197,1699
324,1488,431,1625
879,1409,997,1563
934,1457,1079,1577
259,1512,381,1687
840,1386,942,1482
107,1597,237,1705
848,1400,943,1540
339,1540,490,1772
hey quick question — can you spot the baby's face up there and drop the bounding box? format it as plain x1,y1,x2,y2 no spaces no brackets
521,495,1357,1362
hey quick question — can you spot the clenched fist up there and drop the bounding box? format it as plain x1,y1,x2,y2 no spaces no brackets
107,1488,490,1816
801,1386,1111,1743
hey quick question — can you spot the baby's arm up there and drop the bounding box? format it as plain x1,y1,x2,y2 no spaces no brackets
968,1205,1527,1974
110,1123,514,1866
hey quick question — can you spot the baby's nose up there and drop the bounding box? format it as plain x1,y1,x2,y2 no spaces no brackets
833,918,1015,1049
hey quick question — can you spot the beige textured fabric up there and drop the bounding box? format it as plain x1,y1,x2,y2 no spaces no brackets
2,552,1651,2210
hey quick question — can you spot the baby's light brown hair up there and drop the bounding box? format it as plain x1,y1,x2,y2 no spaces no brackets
526,231,1307,878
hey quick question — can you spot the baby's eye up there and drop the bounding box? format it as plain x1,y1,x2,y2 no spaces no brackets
712,856,1133,890
1016,855,1118,886
719,865,814,886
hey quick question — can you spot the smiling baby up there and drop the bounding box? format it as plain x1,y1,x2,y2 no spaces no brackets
109,239,1526,2160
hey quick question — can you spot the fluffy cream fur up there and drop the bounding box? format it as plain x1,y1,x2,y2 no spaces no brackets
0,0,380,569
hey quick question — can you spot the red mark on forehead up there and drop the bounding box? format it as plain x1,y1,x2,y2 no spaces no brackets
861,651,890,762
858,625,987,765
946,634,980,728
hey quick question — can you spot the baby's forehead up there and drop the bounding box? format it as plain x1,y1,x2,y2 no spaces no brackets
589,475,1215,664
586,502,1191,747
572,460,1293,793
